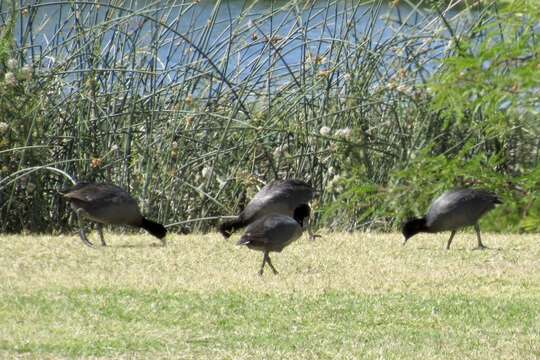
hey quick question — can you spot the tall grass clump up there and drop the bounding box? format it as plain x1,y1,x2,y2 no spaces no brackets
1,0,528,234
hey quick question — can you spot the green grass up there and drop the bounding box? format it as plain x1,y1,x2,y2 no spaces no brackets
0,232,539,359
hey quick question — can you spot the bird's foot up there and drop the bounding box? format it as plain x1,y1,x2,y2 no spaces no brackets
309,233,321,241
81,240,95,248
473,245,489,251
79,231,95,248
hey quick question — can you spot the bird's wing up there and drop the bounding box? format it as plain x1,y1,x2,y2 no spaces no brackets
428,189,469,215
61,183,132,204
427,188,500,229
238,215,301,247
241,179,315,221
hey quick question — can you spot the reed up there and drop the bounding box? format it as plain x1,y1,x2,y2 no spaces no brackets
1,0,523,234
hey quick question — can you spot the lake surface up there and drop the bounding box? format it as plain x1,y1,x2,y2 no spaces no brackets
3,0,469,92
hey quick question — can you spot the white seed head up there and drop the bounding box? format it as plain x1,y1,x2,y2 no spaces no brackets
20,65,32,81
6,58,17,70
326,174,342,192
111,144,119,151
396,84,408,93
201,166,213,178
4,72,17,86
335,127,352,140
0,122,9,134
217,176,227,189
273,144,288,158
319,126,331,136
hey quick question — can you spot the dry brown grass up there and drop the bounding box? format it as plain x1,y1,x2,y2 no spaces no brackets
0,231,538,296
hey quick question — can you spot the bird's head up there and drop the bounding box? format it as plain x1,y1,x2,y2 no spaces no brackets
293,204,311,227
401,218,426,245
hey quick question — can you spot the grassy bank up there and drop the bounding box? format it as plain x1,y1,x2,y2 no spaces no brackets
0,232,539,358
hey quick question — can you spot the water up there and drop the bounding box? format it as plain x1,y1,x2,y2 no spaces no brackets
3,0,468,94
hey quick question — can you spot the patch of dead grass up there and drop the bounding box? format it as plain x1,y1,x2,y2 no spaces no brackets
0,231,538,297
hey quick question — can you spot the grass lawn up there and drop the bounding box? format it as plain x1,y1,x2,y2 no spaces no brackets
0,231,539,359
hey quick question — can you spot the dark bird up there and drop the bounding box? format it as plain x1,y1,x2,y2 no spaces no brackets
402,188,501,250
237,204,311,275
60,182,167,247
219,179,317,239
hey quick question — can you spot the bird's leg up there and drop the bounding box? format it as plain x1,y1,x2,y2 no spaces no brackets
473,223,488,250
307,219,320,241
97,224,106,246
259,252,268,276
76,209,94,248
446,230,456,250
265,253,279,275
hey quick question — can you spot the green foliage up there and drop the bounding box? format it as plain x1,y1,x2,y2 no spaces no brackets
383,148,540,233
323,144,510,231
323,0,540,232
0,2,15,65
421,0,540,231
430,0,540,132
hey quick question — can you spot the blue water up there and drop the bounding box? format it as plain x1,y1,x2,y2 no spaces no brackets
3,1,466,95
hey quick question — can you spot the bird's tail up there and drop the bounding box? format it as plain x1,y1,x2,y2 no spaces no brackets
140,218,167,239
218,218,246,238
